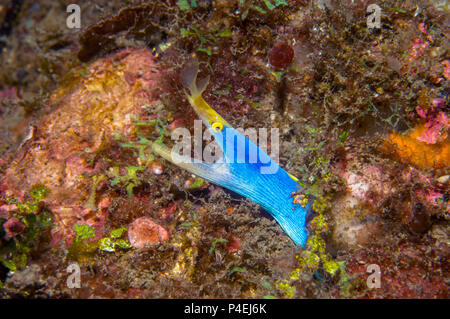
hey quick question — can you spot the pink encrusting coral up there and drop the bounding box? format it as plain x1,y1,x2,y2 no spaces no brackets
3,217,26,240
128,217,169,248
330,146,448,249
409,38,429,62
442,60,450,80
417,111,449,144
1,48,161,246
409,23,433,62
334,162,394,206
415,95,449,145
0,87,18,100
335,152,447,210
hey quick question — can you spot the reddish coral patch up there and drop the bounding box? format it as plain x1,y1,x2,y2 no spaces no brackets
269,43,294,70
226,235,241,253
128,217,169,248
3,217,26,240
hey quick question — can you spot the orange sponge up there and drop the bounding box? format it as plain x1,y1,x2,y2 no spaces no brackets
384,124,449,169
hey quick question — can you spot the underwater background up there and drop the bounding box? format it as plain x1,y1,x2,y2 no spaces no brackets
0,0,448,298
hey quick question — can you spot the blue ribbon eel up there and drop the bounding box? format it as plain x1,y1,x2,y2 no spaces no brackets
151,59,312,247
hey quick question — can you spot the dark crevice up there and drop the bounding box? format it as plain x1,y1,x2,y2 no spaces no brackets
0,0,25,50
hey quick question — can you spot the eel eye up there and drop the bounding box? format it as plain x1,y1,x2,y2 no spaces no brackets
211,122,224,132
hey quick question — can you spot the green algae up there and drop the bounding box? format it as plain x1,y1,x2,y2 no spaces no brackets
208,237,228,254
68,223,98,263
98,226,132,252
0,185,52,272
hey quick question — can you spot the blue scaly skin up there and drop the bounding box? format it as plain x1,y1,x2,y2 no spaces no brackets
151,59,311,246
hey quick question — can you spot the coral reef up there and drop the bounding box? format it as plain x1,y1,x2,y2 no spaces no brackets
0,0,448,298
2,48,160,246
